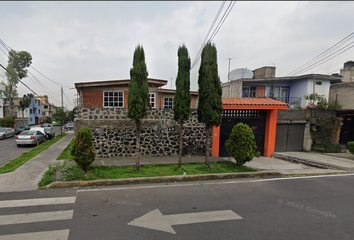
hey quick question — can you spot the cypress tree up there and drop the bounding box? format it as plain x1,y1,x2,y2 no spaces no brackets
173,44,191,168
127,45,149,172
197,43,223,168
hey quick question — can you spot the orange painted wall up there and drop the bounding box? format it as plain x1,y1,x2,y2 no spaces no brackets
264,109,278,157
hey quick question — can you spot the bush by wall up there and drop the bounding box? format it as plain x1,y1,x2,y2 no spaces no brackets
224,122,260,166
348,142,354,155
0,117,15,128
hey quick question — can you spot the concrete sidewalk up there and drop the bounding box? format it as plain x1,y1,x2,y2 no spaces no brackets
271,151,354,171
0,132,75,193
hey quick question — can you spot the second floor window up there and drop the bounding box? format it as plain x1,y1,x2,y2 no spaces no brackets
243,86,257,98
164,98,174,109
103,91,123,107
30,109,33,114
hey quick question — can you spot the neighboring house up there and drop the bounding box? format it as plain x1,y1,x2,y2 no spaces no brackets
74,78,199,109
222,66,341,109
14,96,41,125
34,95,58,122
339,60,354,83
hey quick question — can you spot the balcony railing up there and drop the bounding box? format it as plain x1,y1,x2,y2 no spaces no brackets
242,90,301,108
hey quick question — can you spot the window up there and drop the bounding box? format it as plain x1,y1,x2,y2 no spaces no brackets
316,81,322,85
242,86,257,98
44,105,48,109
149,93,156,108
38,110,40,114
164,98,174,109
30,109,32,114
103,91,124,107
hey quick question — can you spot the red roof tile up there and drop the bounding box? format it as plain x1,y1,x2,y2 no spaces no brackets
222,98,289,106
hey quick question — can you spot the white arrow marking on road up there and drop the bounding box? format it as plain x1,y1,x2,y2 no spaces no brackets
128,209,242,234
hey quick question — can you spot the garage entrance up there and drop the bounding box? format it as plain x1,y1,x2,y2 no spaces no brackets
275,124,304,152
219,109,266,157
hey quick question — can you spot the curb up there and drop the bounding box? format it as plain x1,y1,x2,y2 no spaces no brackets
271,153,344,170
45,171,282,189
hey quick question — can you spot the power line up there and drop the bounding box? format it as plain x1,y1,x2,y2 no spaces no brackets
290,39,354,76
0,62,38,96
30,66,72,88
191,1,236,70
191,1,226,69
286,31,354,76
207,1,236,44
63,91,74,108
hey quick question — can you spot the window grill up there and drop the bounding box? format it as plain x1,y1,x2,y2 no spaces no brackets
222,109,266,118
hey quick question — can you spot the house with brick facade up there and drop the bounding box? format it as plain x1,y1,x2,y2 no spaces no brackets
74,78,198,109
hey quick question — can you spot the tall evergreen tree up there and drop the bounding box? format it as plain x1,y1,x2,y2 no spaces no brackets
173,44,191,168
128,45,149,172
197,43,223,168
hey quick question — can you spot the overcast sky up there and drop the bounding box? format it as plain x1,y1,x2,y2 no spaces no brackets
0,1,353,111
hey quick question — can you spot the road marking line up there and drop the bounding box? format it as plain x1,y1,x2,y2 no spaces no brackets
0,197,76,208
0,229,69,240
0,210,74,226
77,173,354,193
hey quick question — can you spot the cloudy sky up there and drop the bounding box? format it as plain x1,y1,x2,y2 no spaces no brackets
0,1,353,110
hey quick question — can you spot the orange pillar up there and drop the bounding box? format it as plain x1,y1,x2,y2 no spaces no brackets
264,109,278,157
212,126,220,157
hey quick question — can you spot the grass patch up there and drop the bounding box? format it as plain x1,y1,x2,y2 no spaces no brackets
57,138,75,160
0,134,68,174
38,161,257,187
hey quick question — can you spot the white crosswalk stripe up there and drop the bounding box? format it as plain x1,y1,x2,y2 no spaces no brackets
0,196,76,240
0,197,76,208
0,230,69,240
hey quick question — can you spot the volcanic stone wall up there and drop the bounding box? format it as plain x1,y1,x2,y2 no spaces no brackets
75,108,209,158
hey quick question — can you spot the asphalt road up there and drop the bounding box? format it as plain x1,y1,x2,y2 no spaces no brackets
0,126,65,167
1,174,353,240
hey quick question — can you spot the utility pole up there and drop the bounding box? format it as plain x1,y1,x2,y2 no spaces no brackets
227,58,232,81
61,87,63,108
171,78,173,89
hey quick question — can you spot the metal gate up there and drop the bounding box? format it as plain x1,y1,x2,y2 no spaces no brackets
275,124,304,152
219,109,266,157
337,113,354,145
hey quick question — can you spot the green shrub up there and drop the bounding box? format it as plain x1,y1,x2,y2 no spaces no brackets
70,127,95,172
0,117,15,127
224,122,260,166
312,142,342,153
348,142,354,155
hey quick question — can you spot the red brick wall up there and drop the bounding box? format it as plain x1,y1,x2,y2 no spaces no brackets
83,91,103,108
191,96,197,109
124,91,128,108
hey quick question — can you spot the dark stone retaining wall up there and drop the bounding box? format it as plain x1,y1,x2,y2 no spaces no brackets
75,108,209,158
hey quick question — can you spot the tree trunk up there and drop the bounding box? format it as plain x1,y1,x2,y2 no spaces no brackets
22,110,24,126
205,125,211,168
178,121,184,168
136,121,141,172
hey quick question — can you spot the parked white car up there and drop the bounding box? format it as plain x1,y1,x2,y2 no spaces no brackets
0,128,15,139
15,130,46,147
30,127,46,135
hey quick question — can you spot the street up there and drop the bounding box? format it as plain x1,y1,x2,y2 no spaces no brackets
0,126,64,166
0,174,353,240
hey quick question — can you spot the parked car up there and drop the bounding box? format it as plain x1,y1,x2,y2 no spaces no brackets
43,127,55,139
0,128,15,139
15,130,46,147
30,127,46,135
64,122,74,130
41,123,51,127
15,126,28,135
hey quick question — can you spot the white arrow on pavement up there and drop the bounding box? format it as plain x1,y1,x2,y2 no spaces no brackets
128,209,243,234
